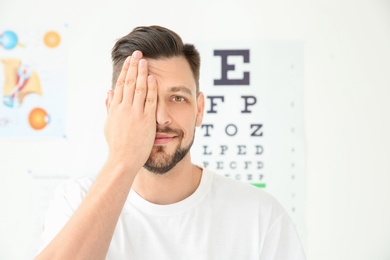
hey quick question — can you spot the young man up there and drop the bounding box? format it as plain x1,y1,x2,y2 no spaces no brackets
36,26,306,260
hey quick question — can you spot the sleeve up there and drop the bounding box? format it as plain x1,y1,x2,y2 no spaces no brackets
260,212,307,260
35,178,92,256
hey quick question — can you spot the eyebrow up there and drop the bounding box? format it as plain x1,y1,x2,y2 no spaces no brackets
168,86,193,97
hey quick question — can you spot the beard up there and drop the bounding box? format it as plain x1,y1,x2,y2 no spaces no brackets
143,126,195,174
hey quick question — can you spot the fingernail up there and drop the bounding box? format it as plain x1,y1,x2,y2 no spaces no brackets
139,59,147,67
148,75,155,82
133,50,142,59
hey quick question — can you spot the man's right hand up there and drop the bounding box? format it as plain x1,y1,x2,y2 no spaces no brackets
35,50,158,260
104,50,157,173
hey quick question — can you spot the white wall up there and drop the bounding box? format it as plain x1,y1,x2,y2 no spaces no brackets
1,0,389,259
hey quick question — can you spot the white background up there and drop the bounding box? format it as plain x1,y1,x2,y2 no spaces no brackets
1,0,390,259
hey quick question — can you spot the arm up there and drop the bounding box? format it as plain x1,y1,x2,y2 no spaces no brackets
35,51,157,260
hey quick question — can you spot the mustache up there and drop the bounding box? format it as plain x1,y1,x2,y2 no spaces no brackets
156,126,184,137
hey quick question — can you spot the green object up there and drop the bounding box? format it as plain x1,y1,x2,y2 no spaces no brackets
251,183,266,188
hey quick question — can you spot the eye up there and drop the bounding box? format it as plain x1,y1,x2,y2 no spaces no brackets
172,96,186,102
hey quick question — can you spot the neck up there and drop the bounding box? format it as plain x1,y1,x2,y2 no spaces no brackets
132,154,202,205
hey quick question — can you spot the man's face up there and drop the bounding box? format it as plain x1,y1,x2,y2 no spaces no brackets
143,56,204,174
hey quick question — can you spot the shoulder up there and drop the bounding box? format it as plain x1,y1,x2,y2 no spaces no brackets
55,176,94,195
205,169,286,219
51,177,95,211
208,169,276,202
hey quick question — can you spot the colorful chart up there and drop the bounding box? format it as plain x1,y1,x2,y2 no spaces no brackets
0,31,19,50
1,58,42,108
0,28,66,136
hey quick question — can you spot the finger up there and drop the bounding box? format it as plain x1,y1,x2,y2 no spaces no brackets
123,50,143,105
113,56,130,104
106,90,114,112
132,59,148,112
144,75,157,115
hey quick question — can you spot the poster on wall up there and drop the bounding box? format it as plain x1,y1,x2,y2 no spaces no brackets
191,41,305,238
0,26,67,137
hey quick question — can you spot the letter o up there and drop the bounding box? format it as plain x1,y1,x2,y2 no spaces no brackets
225,124,238,136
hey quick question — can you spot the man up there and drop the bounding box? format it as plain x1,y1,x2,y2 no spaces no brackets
36,25,306,260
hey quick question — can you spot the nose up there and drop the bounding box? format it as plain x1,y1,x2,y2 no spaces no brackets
155,100,171,126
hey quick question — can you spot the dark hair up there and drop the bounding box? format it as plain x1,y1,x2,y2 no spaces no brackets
111,26,200,92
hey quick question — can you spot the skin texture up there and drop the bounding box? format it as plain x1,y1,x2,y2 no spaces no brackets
35,51,205,259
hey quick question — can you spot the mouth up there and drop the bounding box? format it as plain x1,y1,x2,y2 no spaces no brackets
154,133,177,145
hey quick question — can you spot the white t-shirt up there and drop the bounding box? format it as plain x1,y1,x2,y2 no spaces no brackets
39,168,306,260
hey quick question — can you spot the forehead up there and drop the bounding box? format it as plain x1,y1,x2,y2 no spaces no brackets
146,56,196,93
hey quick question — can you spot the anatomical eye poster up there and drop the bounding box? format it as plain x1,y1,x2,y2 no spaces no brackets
191,41,305,238
0,26,67,137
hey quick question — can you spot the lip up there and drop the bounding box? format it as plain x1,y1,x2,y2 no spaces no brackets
154,133,177,145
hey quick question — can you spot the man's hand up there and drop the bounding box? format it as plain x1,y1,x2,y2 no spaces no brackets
104,50,157,172
35,51,157,260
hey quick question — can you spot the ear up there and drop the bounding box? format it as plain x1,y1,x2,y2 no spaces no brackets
105,90,114,113
196,92,205,127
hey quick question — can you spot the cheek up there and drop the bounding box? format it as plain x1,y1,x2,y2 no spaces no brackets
171,109,197,133
171,105,196,121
